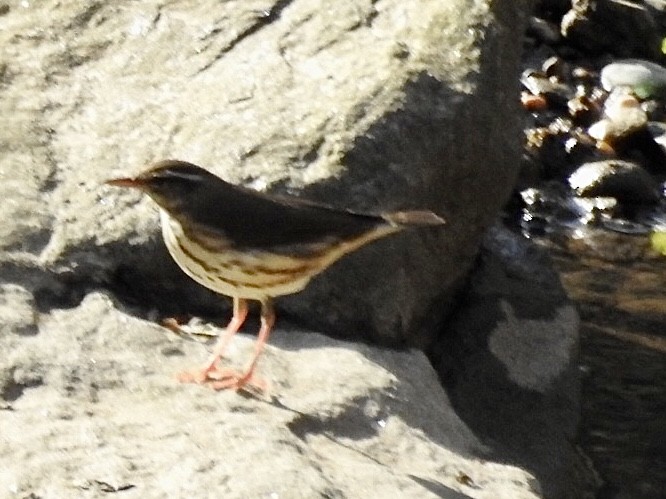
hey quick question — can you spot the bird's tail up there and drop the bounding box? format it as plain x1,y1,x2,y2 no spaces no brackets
331,209,444,261
381,210,446,227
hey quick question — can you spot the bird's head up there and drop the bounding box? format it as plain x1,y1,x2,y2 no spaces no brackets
106,160,217,213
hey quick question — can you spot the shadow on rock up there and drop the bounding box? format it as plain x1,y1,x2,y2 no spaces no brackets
430,226,597,499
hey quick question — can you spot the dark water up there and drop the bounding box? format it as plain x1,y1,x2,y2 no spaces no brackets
553,247,666,498
517,204,666,498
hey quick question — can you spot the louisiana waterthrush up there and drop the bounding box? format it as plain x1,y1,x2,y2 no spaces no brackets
107,160,445,392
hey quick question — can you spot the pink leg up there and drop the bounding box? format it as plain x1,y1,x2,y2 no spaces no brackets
203,297,249,371
236,299,275,387
209,298,275,392
177,297,248,384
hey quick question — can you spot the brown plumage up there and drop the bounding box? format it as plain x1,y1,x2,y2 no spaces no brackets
107,160,444,392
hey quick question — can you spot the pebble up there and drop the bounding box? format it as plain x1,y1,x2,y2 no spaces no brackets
527,16,561,45
588,91,647,144
521,69,573,107
568,160,661,204
600,59,666,98
647,121,666,152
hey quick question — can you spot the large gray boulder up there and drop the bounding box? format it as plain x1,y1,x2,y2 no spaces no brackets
0,289,542,498
431,226,596,499
0,0,525,346
0,229,589,498
0,1,589,498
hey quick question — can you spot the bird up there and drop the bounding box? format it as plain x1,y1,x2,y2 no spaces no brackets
106,159,445,392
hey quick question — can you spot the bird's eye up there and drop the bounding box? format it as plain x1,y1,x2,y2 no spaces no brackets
150,170,182,185
152,175,171,184
147,170,201,194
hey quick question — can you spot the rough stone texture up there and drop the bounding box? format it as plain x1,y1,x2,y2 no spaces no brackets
0,1,589,497
1,291,541,499
0,228,589,498
600,59,666,97
561,0,665,62
431,226,595,499
569,160,661,205
0,0,526,346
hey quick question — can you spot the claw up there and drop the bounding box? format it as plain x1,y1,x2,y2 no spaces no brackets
177,365,268,394
174,297,273,397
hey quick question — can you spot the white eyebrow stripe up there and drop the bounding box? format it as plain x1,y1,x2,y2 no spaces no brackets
161,170,204,182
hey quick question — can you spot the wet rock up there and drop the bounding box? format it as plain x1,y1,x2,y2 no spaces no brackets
521,69,574,107
523,117,599,181
588,92,647,146
563,131,600,163
431,225,596,499
535,0,572,18
542,55,568,80
527,16,561,45
600,59,666,99
568,94,601,126
568,160,661,204
588,91,666,171
524,126,571,180
520,185,618,234
561,0,664,60
648,121,666,152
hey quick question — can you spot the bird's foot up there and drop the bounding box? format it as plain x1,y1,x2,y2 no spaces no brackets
162,317,187,334
177,364,268,394
207,368,269,394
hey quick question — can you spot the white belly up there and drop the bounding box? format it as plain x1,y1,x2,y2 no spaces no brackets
160,210,322,300
158,209,399,301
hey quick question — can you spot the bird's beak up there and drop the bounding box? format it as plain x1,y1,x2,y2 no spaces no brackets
105,177,146,189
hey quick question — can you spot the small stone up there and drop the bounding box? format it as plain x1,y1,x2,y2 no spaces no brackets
588,119,615,143
521,92,548,111
568,160,660,204
542,56,567,80
528,16,561,44
647,121,666,152
571,66,596,82
568,95,600,125
521,69,573,107
600,59,666,98
587,90,647,143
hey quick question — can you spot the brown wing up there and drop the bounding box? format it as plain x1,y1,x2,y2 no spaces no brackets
143,160,442,251
179,176,387,251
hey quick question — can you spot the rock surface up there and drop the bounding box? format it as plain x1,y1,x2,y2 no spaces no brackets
0,225,588,498
0,0,526,347
569,160,661,204
0,291,541,499
600,59,666,98
560,0,665,61
431,226,595,499
0,1,589,497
